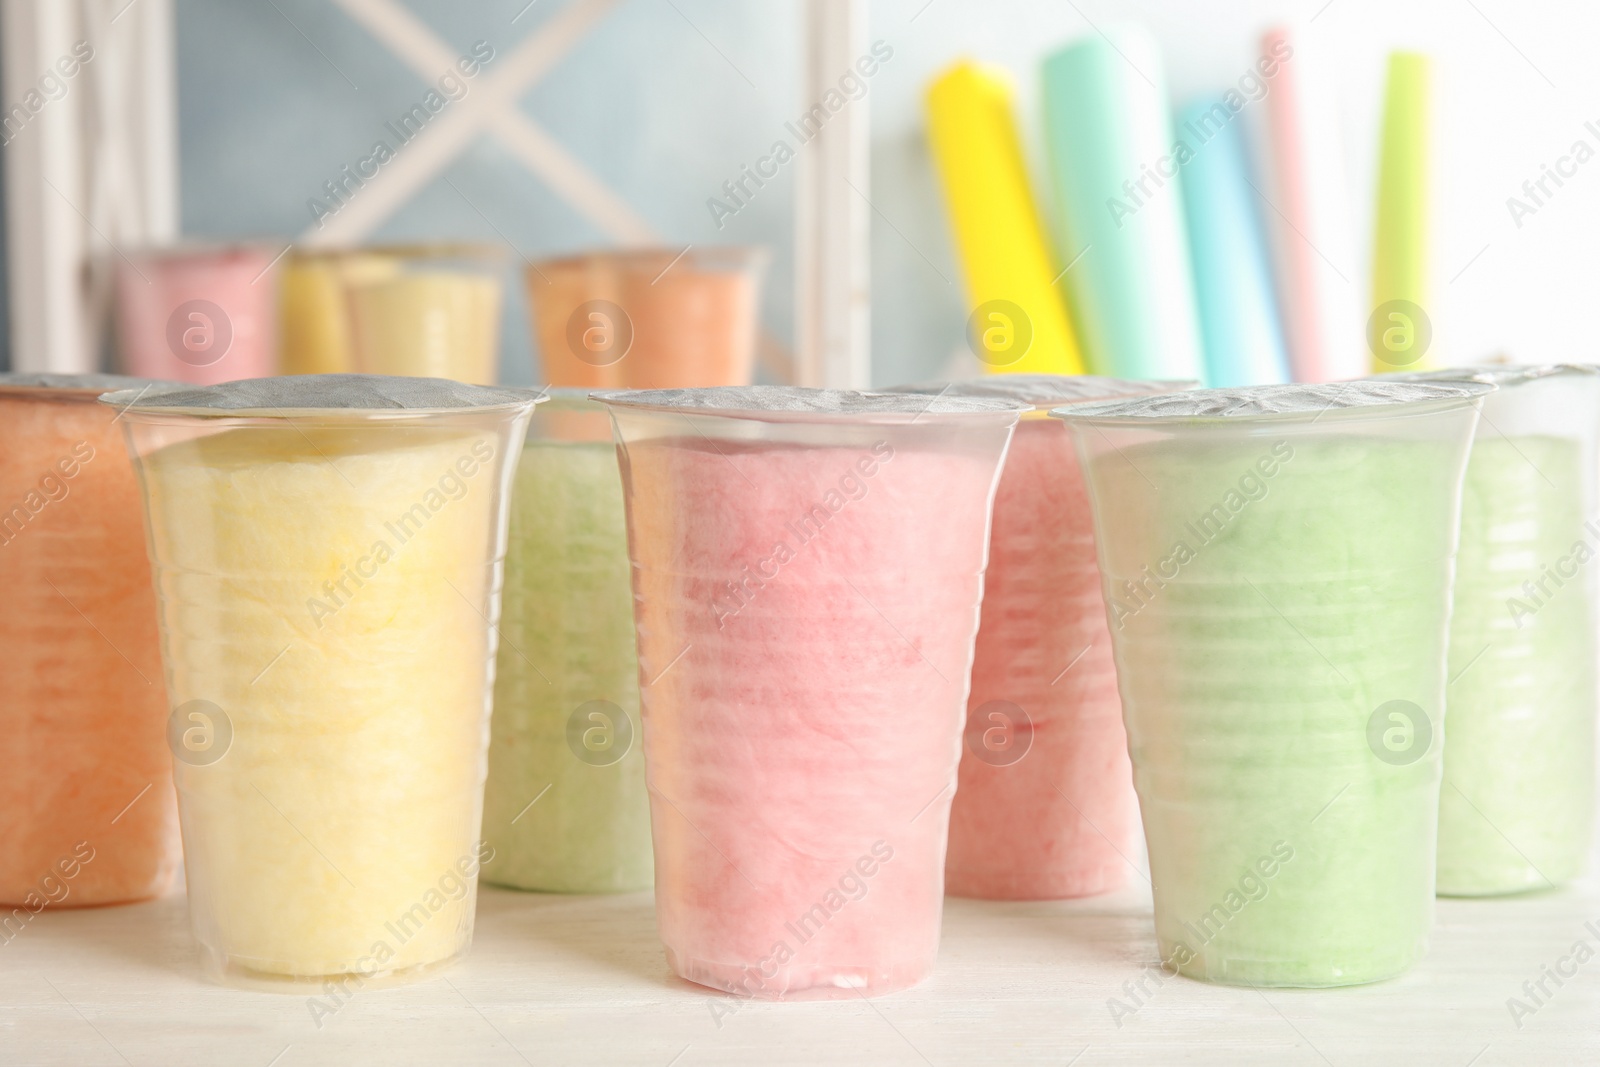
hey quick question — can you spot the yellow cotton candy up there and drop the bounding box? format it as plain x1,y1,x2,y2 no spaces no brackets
347,272,502,384
278,253,401,376
140,424,504,985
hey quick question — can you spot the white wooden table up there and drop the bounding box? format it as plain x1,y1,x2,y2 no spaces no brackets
3,876,1596,1065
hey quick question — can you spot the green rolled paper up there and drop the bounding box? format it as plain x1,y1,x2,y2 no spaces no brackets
481,394,652,893
1040,28,1205,381
1056,381,1487,986
1392,366,1600,895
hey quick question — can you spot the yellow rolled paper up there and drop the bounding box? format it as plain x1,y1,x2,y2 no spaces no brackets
279,252,401,376
926,61,1085,375
1370,53,1434,374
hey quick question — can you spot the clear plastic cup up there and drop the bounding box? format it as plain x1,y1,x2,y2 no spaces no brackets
592,386,1023,999
1054,380,1490,987
0,375,181,913
527,248,765,389
116,244,281,384
891,375,1196,900
480,390,652,893
346,244,505,384
278,249,402,376
1389,365,1600,895
103,375,541,990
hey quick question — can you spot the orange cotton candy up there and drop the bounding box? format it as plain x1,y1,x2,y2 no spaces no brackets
0,382,180,909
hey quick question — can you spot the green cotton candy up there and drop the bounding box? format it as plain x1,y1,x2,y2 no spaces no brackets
1438,435,1597,895
1088,432,1464,986
481,439,653,893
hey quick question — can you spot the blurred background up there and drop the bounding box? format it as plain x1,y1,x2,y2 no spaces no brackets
2,0,1594,387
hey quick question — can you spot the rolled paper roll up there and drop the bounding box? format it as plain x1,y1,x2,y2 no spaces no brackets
1177,98,1290,387
925,61,1085,375
1369,53,1434,374
1257,26,1363,382
1039,28,1205,380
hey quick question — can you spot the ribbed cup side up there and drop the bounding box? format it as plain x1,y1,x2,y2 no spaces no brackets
141,425,503,982
0,395,179,908
622,436,997,998
1089,433,1461,986
481,440,652,892
1438,435,1597,895
946,419,1138,899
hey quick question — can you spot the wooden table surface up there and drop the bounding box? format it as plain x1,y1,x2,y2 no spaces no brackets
4,871,1597,1066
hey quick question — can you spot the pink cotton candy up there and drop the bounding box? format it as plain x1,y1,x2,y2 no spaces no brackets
620,435,1000,998
944,419,1140,899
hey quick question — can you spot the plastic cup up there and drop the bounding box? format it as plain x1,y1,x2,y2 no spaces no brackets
480,390,652,893
1389,366,1600,894
891,376,1195,900
278,249,402,376
1055,380,1489,987
103,375,540,990
527,248,765,389
0,374,182,913
115,244,281,384
346,244,505,384
592,386,1023,999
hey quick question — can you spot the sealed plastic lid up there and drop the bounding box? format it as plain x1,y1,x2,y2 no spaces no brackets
1384,363,1600,388
0,372,163,395
887,374,1198,409
100,374,547,417
590,385,1026,423
1050,380,1494,425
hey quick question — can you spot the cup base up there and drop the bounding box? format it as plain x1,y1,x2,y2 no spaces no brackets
480,875,653,895
1437,876,1571,899
945,866,1128,902
197,942,469,994
1170,946,1426,989
665,945,931,1001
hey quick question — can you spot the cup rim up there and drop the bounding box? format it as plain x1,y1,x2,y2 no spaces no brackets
97,374,547,419
886,374,1199,410
0,373,168,399
1382,363,1600,389
286,241,509,265
527,245,770,278
1050,380,1494,427
590,385,1026,425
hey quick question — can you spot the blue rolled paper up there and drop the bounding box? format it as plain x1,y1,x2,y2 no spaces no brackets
1177,97,1289,386
1040,28,1205,381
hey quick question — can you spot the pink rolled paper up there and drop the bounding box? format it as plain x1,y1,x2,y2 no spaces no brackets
1257,26,1362,382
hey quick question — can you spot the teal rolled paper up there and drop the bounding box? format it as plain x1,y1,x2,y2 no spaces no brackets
1177,98,1289,387
1040,29,1206,381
